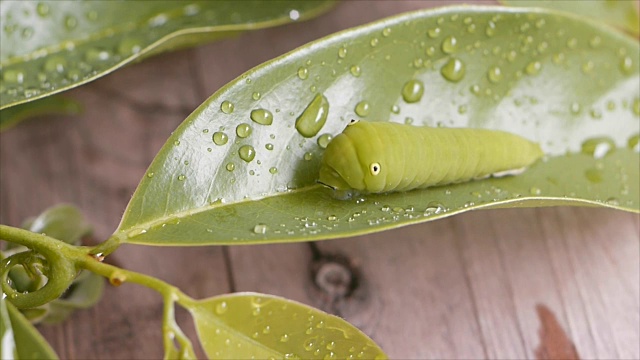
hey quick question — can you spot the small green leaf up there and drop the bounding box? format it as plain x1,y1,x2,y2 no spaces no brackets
0,96,82,131
0,0,337,110
1,295,59,359
116,6,639,246
25,204,92,246
501,0,640,36
187,293,386,360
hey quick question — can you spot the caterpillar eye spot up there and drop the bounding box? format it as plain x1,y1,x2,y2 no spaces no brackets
348,119,359,126
370,162,381,175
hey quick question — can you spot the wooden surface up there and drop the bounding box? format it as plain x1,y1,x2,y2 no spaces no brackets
1,1,639,359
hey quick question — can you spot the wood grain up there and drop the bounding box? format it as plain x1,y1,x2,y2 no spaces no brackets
1,1,638,359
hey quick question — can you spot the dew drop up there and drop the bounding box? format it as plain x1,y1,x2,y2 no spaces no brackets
239,145,256,162
212,132,228,146
64,15,78,30
627,134,639,151
585,168,603,183
620,56,633,74
525,61,541,75
295,94,329,138
530,187,541,195
317,134,333,149
265,143,274,151
280,334,290,343
117,37,142,55
236,123,252,138
226,163,235,172
350,65,361,77
304,339,315,351
428,27,441,38
215,301,228,314
3,70,24,84
441,35,458,54
566,38,578,49
250,109,273,125
147,172,154,178
338,46,347,58
485,21,496,37
253,223,268,234
570,102,581,114
441,57,465,82
297,66,309,80
487,66,502,83
85,48,110,63
178,174,186,181
401,79,424,103
220,100,235,114
391,104,400,113
581,137,615,159
44,56,67,73
382,27,392,37
327,215,337,221
370,38,379,47
581,61,595,74
269,167,278,174
36,2,50,17
589,36,601,48
355,101,370,117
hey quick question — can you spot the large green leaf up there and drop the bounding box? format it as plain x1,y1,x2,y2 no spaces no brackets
114,6,639,246
501,0,640,36
0,296,59,359
0,0,336,110
187,293,386,360
0,95,82,131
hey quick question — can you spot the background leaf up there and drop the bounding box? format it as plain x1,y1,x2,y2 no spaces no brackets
0,0,336,110
501,0,640,36
115,6,639,246
187,293,386,359
0,96,82,131
1,296,59,359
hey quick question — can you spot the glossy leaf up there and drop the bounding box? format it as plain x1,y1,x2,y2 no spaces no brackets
187,293,386,359
1,296,59,359
25,204,92,246
501,0,640,36
0,96,82,131
0,0,336,110
116,6,639,246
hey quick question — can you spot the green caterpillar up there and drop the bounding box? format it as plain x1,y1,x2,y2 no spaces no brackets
318,120,543,193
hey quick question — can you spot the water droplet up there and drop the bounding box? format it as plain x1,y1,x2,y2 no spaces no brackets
216,301,228,314
44,56,67,73
570,102,581,114
317,134,333,149
37,3,50,17
590,108,602,119
581,61,595,74
297,66,309,80
252,92,261,100
627,134,639,151
226,163,235,172
250,109,273,125
401,79,424,103
467,24,476,33
147,172,155,178
295,94,329,138
620,56,633,74
585,168,603,183
117,37,142,56
382,27,392,37
458,105,468,114
236,123,252,138
338,46,347,58
581,137,615,159
178,174,186,181
485,21,496,37
269,167,277,174
3,70,24,84
589,36,601,48
428,27,441,38
280,334,290,343
441,35,458,54
265,143,274,150
350,65,361,77
324,352,336,360
441,58,465,82
304,339,315,351
253,223,268,234
212,132,228,145
327,215,337,221
64,15,78,30
530,187,541,195
220,100,235,114
239,145,256,162
566,38,578,49
424,201,446,215
85,48,110,63
525,61,541,75
355,101,370,117
487,66,502,83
